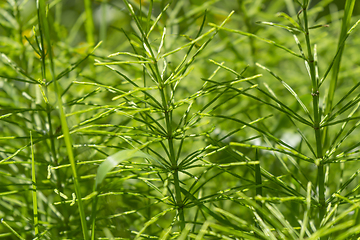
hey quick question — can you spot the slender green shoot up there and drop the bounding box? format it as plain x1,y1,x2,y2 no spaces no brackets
37,0,89,238
324,0,356,117
83,0,95,46
301,3,325,225
1,219,25,240
30,131,39,238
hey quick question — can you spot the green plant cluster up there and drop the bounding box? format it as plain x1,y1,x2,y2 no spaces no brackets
1,0,360,239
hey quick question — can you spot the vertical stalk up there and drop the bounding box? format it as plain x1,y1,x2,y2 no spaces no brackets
239,0,257,64
30,132,39,238
90,192,98,240
83,0,94,47
36,0,67,227
302,5,325,223
37,0,89,238
83,0,95,75
100,1,107,43
159,79,186,231
37,1,61,189
355,187,360,227
324,0,356,116
254,149,262,237
121,0,188,231
255,150,262,207
13,2,26,71
322,0,356,150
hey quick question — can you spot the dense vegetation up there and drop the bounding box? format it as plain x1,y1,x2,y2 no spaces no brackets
1,0,360,239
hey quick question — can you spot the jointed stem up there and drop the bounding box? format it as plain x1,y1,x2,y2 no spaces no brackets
38,1,89,238
302,6,325,224
158,65,186,231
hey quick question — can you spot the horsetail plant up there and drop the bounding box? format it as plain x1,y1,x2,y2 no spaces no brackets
1,0,360,239
211,0,360,238
90,0,255,236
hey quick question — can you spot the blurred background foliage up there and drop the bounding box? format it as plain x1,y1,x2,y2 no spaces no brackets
1,0,360,238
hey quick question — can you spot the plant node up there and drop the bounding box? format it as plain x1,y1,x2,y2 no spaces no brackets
311,90,319,97
314,158,322,166
171,165,180,171
176,203,184,210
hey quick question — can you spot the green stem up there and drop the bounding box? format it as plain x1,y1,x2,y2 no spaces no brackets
30,132,39,238
14,2,26,71
322,0,356,149
302,6,325,224
83,0,94,47
158,67,185,231
37,1,89,238
355,187,360,228
324,0,356,116
90,192,99,240
255,150,262,207
239,0,257,64
173,169,185,230
100,1,107,43
164,93,186,231
83,0,95,75
254,149,262,237
318,164,325,221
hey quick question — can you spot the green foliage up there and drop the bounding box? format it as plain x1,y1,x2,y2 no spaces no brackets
1,0,360,239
